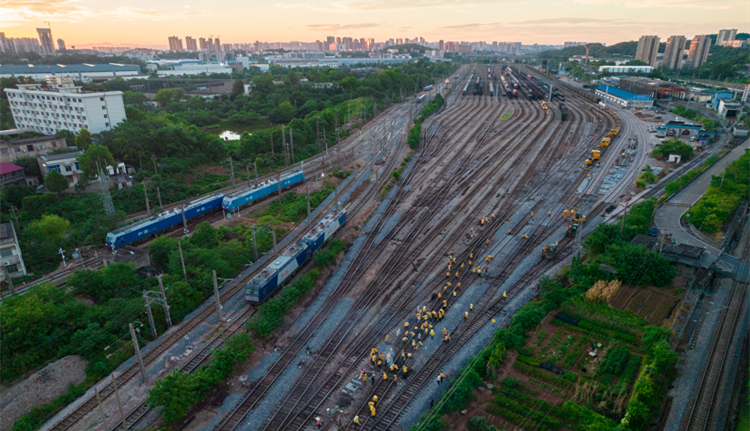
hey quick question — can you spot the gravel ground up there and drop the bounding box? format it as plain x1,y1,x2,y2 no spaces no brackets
1,356,87,431
375,211,403,245
292,236,366,332
399,285,539,430
235,298,354,431
663,278,733,431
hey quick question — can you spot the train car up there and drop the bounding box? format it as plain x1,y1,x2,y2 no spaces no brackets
244,241,310,303
478,82,484,96
302,207,347,252
245,207,347,303
513,89,519,97
106,193,224,249
462,75,473,96
423,85,434,91
416,94,426,103
540,101,548,110
223,171,304,211
489,82,494,97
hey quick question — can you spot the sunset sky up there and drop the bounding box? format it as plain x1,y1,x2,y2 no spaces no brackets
2,0,747,48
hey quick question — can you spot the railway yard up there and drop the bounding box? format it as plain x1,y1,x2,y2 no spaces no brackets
13,63,748,431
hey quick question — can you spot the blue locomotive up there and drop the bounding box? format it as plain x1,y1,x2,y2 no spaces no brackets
222,171,305,211
245,207,347,303
106,171,305,249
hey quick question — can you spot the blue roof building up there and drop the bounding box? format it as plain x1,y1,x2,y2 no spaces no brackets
0,63,141,80
595,85,654,109
710,91,734,109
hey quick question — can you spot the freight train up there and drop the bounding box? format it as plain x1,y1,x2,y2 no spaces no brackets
423,85,434,91
245,207,347,303
462,74,474,96
106,171,306,249
560,103,569,121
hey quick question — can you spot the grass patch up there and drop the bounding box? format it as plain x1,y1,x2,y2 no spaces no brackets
500,112,512,121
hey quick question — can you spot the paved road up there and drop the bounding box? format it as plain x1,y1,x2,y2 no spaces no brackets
654,139,750,266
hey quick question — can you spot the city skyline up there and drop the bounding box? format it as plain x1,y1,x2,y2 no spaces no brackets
1,0,747,48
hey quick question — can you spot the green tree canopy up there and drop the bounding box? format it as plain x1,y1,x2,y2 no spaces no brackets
30,214,71,241
75,128,92,151
44,169,70,193
77,145,115,178
155,89,175,107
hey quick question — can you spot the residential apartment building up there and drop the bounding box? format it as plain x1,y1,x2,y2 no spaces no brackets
0,135,68,164
185,37,198,51
168,36,184,51
687,35,711,68
4,77,126,135
0,163,29,187
38,151,84,185
663,35,687,70
37,28,56,55
716,29,737,46
635,35,660,66
57,38,67,52
0,222,27,282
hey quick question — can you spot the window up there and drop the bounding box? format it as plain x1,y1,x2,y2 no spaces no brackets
105,123,110,127
102,106,106,110
78,99,82,103
0,149,8,155
103,114,108,118
26,145,33,151
100,97,104,101
65,165,72,172
6,264,18,273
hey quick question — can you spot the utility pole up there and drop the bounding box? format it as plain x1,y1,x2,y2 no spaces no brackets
129,323,147,383
306,183,311,222
270,130,274,159
254,161,258,185
335,110,340,148
282,125,288,166
180,205,188,234
157,187,163,212
324,131,330,167
178,240,188,282
290,128,295,164
620,201,629,236
246,165,251,187
212,270,223,320
158,275,172,328
95,387,107,430
277,172,283,217
229,157,235,186
251,227,258,261
143,290,157,338
111,375,126,425
144,184,151,216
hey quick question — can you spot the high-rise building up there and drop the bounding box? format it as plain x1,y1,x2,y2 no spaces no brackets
168,36,183,51
687,35,711,68
214,38,221,51
185,37,197,51
0,33,8,53
635,35,660,66
716,29,737,46
57,39,66,52
662,35,686,70
37,28,55,55
438,40,444,51
563,41,586,48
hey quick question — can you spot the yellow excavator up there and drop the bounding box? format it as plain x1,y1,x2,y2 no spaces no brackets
563,210,586,237
542,241,558,258
584,149,602,169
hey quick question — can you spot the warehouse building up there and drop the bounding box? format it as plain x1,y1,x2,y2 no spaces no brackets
598,65,654,74
0,63,141,81
4,76,126,135
595,85,654,109
618,76,684,100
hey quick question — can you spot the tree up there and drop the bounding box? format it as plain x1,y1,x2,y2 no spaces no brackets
75,128,92,151
147,369,201,424
277,101,297,122
56,129,76,147
44,169,70,193
230,79,245,99
1,184,33,210
77,145,115,178
154,89,174,107
13,156,43,181
340,76,359,92
30,214,71,241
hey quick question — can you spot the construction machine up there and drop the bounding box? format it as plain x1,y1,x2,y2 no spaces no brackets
600,137,611,148
542,241,558,258
563,210,586,237
609,128,620,137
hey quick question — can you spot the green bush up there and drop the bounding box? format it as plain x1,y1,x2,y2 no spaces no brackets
600,346,631,375
687,150,749,233
559,401,617,430
652,138,694,160
516,354,541,367
513,360,575,387
467,416,500,431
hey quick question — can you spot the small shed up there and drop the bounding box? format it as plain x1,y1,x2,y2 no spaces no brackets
113,174,133,190
668,153,682,163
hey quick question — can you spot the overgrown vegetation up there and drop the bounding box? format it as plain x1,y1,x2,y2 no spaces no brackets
687,150,749,233
664,153,722,197
671,105,721,131
652,138,695,161
407,94,445,150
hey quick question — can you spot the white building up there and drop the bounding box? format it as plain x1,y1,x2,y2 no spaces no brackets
4,76,127,135
598,65,655,74
0,63,141,80
38,150,84,185
0,222,27,282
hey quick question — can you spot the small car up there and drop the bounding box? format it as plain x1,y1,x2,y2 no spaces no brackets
649,227,660,237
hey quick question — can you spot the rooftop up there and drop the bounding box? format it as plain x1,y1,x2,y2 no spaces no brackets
596,85,653,101
0,222,14,241
5,135,64,145
0,163,24,175
39,150,83,162
0,63,141,75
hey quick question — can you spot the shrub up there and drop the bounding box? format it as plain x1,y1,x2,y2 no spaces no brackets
652,138,694,160
600,346,631,375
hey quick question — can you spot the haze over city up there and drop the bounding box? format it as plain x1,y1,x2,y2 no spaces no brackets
2,0,747,47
